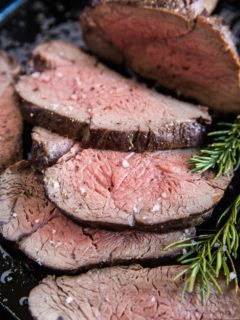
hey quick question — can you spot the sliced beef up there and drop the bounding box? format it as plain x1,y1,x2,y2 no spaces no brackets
44,146,231,232
0,161,56,234
0,51,22,172
32,127,74,170
81,1,240,113
16,40,211,152
28,264,239,320
0,161,192,272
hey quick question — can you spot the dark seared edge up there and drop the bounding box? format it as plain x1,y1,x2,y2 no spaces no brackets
0,161,195,272
81,2,240,113
31,136,74,170
20,101,209,152
45,183,213,233
31,140,56,170
90,0,216,16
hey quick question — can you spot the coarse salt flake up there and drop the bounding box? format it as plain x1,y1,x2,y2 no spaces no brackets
36,259,42,266
80,188,86,195
122,159,130,168
41,74,50,82
66,296,73,304
151,203,160,213
133,206,140,214
56,72,63,78
229,272,237,281
35,219,40,224
161,192,168,199
52,229,56,234
12,212,17,218
31,72,40,78
128,216,135,227
75,77,82,86
52,180,60,189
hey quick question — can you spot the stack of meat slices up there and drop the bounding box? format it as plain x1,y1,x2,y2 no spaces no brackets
15,40,230,236
2,39,229,271
0,51,22,173
2,39,226,272
1,0,239,315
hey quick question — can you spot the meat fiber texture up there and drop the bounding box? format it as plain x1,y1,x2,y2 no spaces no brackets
29,264,239,320
0,51,22,172
31,127,231,232
43,142,231,232
31,127,74,170
0,161,193,272
81,0,240,113
16,40,211,152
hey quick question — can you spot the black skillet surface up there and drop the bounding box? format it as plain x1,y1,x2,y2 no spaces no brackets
0,1,240,319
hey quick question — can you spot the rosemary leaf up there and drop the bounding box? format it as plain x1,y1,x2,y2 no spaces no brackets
165,116,240,303
165,189,240,303
189,116,240,176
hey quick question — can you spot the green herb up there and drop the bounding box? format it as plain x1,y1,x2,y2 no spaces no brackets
165,116,240,303
165,194,240,304
190,115,240,176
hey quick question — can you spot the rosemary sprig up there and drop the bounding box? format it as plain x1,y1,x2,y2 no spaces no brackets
165,116,240,303
190,115,240,176
165,194,240,303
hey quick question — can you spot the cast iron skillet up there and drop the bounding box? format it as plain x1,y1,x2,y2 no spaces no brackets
0,1,239,319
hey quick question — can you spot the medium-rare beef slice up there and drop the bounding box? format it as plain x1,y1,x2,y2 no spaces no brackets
0,161,193,271
44,147,231,232
0,51,22,172
81,1,240,113
29,264,239,320
21,217,194,271
0,161,56,236
32,127,74,170
16,40,211,152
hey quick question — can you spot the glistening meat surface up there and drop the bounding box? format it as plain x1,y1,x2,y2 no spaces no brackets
29,264,239,320
44,147,231,231
0,161,191,271
16,40,211,152
81,0,240,112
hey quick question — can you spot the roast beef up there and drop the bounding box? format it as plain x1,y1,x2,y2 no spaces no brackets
0,161,192,271
16,40,211,152
29,264,239,320
81,1,240,113
44,144,231,232
0,51,22,172
32,127,74,170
